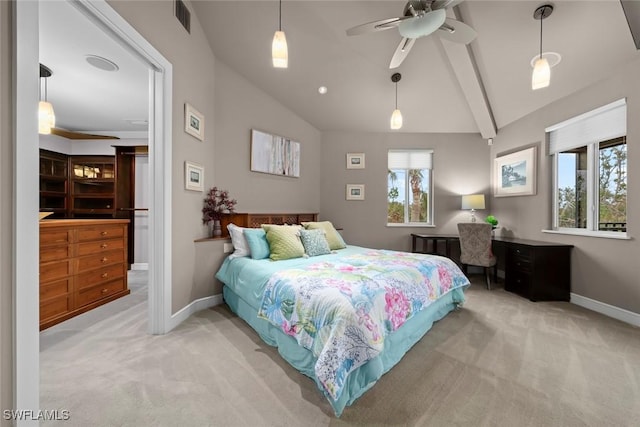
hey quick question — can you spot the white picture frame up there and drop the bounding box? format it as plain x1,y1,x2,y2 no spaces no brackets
494,146,537,197
250,129,301,178
185,103,204,141
346,184,365,201
346,152,365,169
185,161,204,192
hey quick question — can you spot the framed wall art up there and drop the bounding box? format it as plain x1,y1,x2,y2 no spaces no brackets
494,146,537,197
185,103,204,141
346,153,365,169
250,129,300,178
185,161,204,192
346,184,365,201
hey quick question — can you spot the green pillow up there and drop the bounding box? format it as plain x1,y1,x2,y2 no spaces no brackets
243,228,270,260
299,229,331,257
262,224,305,261
302,221,346,250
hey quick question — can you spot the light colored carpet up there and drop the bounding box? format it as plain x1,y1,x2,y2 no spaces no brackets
40,273,640,426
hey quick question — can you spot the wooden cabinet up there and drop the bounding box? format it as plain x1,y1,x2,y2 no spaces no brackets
39,150,69,218
69,156,116,218
220,213,318,238
39,219,130,330
494,237,573,302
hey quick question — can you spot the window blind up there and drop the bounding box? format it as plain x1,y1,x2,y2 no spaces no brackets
547,98,626,154
388,149,433,169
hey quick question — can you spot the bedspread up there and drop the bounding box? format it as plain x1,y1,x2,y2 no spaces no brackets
257,249,469,401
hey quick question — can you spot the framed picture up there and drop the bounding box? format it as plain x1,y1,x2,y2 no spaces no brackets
494,146,537,197
346,153,365,169
185,161,204,192
346,184,365,201
250,129,300,178
185,103,204,141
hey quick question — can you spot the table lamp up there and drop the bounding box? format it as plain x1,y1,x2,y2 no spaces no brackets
461,194,485,222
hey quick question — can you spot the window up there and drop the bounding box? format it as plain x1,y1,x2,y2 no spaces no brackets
548,99,627,236
387,150,433,225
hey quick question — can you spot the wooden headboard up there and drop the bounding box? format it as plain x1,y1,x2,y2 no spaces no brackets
220,213,318,237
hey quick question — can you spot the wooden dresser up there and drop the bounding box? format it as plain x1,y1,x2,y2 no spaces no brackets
39,219,130,330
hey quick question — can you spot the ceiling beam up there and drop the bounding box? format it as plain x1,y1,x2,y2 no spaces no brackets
440,8,497,138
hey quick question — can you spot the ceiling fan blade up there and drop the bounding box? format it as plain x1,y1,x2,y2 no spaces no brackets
431,0,463,10
437,18,477,44
390,37,416,69
346,15,414,36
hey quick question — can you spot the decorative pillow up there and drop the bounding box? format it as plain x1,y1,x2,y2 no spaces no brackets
243,228,271,260
299,229,331,257
262,224,305,261
227,223,251,259
301,221,346,250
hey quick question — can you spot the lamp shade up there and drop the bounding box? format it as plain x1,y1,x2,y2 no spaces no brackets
38,101,55,134
272,30,288,68
531,57,550,90
390,109,403,130
461,194,485,210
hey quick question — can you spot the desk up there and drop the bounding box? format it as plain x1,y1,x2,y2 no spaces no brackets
411,234,573,302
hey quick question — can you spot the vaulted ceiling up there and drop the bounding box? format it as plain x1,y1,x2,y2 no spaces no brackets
40,1,640,137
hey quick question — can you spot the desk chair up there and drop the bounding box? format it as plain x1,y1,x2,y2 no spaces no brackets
457,223,498,289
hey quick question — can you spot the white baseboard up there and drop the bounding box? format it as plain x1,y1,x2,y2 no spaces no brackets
131,263,149,270
167,293,224,331
571,293,640,327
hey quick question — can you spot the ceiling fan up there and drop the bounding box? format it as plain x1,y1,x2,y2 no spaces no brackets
346,0,477,69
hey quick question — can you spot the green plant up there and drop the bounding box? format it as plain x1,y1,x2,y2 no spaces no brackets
485,215,498,228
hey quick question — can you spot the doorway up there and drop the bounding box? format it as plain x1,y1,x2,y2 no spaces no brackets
14,0,173,414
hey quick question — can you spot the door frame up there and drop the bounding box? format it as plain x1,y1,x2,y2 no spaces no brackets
14,0,173,418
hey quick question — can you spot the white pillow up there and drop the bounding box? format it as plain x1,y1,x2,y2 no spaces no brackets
227,223,251,259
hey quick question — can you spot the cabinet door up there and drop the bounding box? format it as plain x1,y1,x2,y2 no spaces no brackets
70,156,116,218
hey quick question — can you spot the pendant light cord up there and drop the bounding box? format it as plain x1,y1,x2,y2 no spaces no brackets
395,82,398,109
279,0,282,31
539,7,543,60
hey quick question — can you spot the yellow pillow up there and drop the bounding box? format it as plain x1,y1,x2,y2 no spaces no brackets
262,224,305,261
301,221,346,250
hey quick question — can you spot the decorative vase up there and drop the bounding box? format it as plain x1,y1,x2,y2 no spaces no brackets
212,219,222,237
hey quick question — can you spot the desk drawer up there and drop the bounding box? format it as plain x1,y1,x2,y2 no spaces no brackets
77,249,125,272
77,225,124,242
76,278,126,307
509,245,531,259
505,271,532,296
76,263,125,290
77,238,124,256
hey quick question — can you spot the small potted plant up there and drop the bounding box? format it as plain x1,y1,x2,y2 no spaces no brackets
485,214,499,229
202,187,237,237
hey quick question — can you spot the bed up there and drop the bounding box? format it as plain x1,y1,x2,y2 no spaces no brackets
215,221,470,416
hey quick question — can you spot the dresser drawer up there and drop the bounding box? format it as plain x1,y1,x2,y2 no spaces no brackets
76,278,126,307
40,295,71,321
76,263,126,290
77,249,125,272
40,229,72,246
77,225,125,242
40,244,73,263
40,260,73,283
40,278,71,301
77,238,125,256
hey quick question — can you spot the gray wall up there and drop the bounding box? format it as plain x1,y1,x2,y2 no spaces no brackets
0,0,12,422
320,132,490,251
489,57,640,314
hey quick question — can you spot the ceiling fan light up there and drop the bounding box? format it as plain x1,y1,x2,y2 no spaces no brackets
272,30,288,68
390,109,403,130
38,101,55,134
531,57,550,90
398,9,446,39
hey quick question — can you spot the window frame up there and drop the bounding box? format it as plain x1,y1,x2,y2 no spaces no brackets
386,150,435,227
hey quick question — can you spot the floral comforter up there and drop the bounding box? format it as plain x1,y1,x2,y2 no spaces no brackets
257,249,469,401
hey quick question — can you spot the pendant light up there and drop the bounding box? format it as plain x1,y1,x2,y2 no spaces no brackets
39,64,56,134
390,73,403,130
531,5,553,90
272,0,288,68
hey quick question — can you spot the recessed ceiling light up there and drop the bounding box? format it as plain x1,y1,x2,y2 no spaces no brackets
318,86,328,95
530,52,561,68
85,55,119,72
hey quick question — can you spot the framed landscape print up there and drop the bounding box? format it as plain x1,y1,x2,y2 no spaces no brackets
250,129,301,178
346,184,365,201
346,153,365,169
185,103,204,141
185,161,204,192
494,146,537,197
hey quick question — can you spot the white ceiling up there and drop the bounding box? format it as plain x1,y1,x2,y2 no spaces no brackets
39,1,639,136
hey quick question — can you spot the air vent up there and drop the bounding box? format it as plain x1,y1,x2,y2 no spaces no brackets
175,0,191,34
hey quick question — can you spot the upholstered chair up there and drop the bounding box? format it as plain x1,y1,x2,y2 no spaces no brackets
457,223,498,289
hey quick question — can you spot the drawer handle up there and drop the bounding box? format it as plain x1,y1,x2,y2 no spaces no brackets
101,231,108,236
101,273,108,278
101,288,108,294
101,244,108,249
